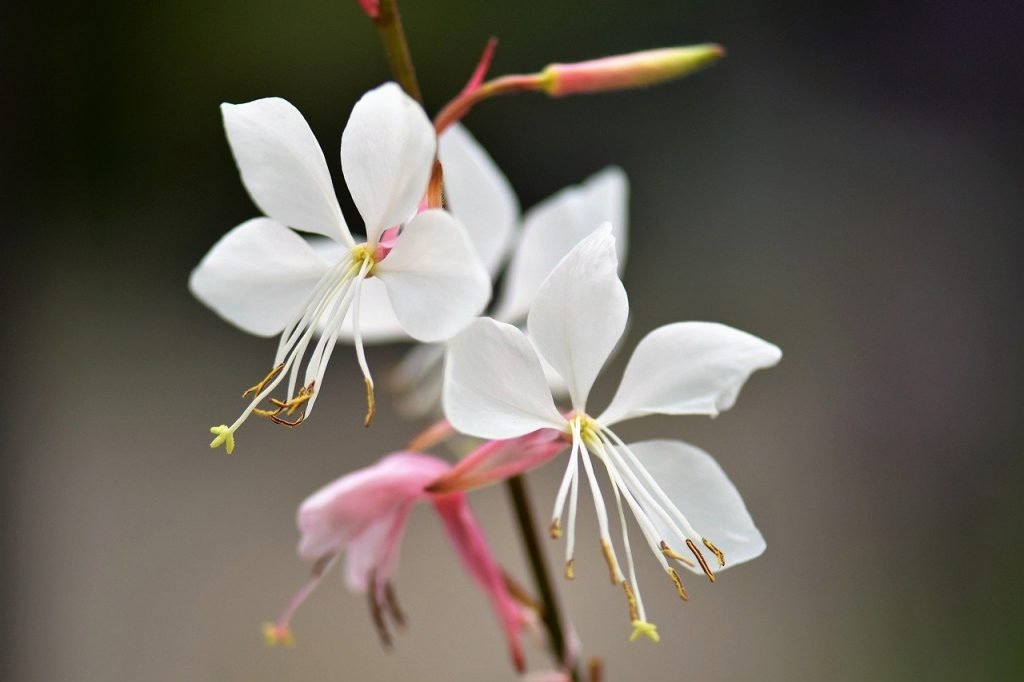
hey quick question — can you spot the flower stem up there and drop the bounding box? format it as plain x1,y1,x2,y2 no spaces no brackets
506,475,580,681
369,0,422,103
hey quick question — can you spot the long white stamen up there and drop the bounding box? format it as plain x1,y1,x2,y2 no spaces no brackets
295,275,357,399
593,431,671,573
282,269,357,400
593,438,646,623
551,433,580,527
302,271,364,415
576,422,622,584
275,259,352,365
351,264,373,393
596,429,691,553
226,260,361,433
601,426,702,541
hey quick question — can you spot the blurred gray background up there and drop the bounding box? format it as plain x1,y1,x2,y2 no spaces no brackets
4,0,1023,680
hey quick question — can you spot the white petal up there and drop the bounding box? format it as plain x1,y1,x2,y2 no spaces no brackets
188,218,330,336
438,124,519,274
341,83,436,245
527,225,627,411
495,167,628,323
221,98,350,242
375,210,491,342
599,322,782,425
337,277,408,343
444,318,564,439
391,343,447,418
628,440,765,572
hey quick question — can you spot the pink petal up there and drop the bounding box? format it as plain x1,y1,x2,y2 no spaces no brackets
297,452,450,561
427,429,568,494
432,492,528,672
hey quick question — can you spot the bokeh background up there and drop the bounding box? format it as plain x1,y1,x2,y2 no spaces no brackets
4,0,1023,680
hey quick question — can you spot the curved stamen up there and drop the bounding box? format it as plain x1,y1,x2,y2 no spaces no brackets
575,421,622,585
264,552,341,646
600,426,704,541
350,265,376,426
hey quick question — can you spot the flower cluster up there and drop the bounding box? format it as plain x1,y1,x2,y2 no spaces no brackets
190,18,779,679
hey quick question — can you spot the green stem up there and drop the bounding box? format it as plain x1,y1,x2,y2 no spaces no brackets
506,475,580,682
371,0,422,103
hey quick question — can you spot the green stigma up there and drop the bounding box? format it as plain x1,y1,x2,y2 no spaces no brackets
209,424,235,454
629,620,660,643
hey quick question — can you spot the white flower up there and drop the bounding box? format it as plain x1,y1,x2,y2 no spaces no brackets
391,126,630,417
190,83,490,453
442,226,781,641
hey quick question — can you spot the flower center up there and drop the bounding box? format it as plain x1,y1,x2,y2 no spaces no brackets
350,243,379,276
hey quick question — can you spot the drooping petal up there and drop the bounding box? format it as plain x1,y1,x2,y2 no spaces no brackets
427,429,568,493
444,318,565,440
221,98,350,242
432,493,528,672
626,439,766,573
438,124,519,274
527,225,627,411
375,209,490,342
341,82,436,245
296,452,449,562
495,167,628,323
189,218,330,336
598,322,782,425
342,505,413,593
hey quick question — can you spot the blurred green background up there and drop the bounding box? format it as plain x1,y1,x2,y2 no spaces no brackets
4,0,1023,680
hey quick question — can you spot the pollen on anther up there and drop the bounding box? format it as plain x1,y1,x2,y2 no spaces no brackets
549,519,562,539
667,567,689,601
621,581,639,622
703,537,726,568
686,538,716,583
565,559,575,580
363,377,376,427
600,539,621,585
659,540,695,567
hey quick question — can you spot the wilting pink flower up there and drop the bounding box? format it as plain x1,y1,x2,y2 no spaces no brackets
265,452,528,671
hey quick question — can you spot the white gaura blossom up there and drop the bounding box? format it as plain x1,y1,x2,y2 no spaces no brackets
390,124,629,417
190,83,489,453
443,226,781,642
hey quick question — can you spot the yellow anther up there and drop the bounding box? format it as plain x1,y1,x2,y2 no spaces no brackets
667,567,689,601
252,383,315,428
242,364,284,399
659,540,695,567
601,539,622,585
262,622,294,647
686,538,716,583
703,537,726,568
549,519,562,539
565,559,575,580
363,377,376,427
629,620,660,643
209,425,235,455
621,581,639,621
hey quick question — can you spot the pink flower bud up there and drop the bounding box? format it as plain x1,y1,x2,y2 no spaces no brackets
358,0,380,19
539,44,725,97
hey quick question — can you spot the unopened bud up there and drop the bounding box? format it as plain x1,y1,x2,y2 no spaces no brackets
358,0,380,19
538,44,725,97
